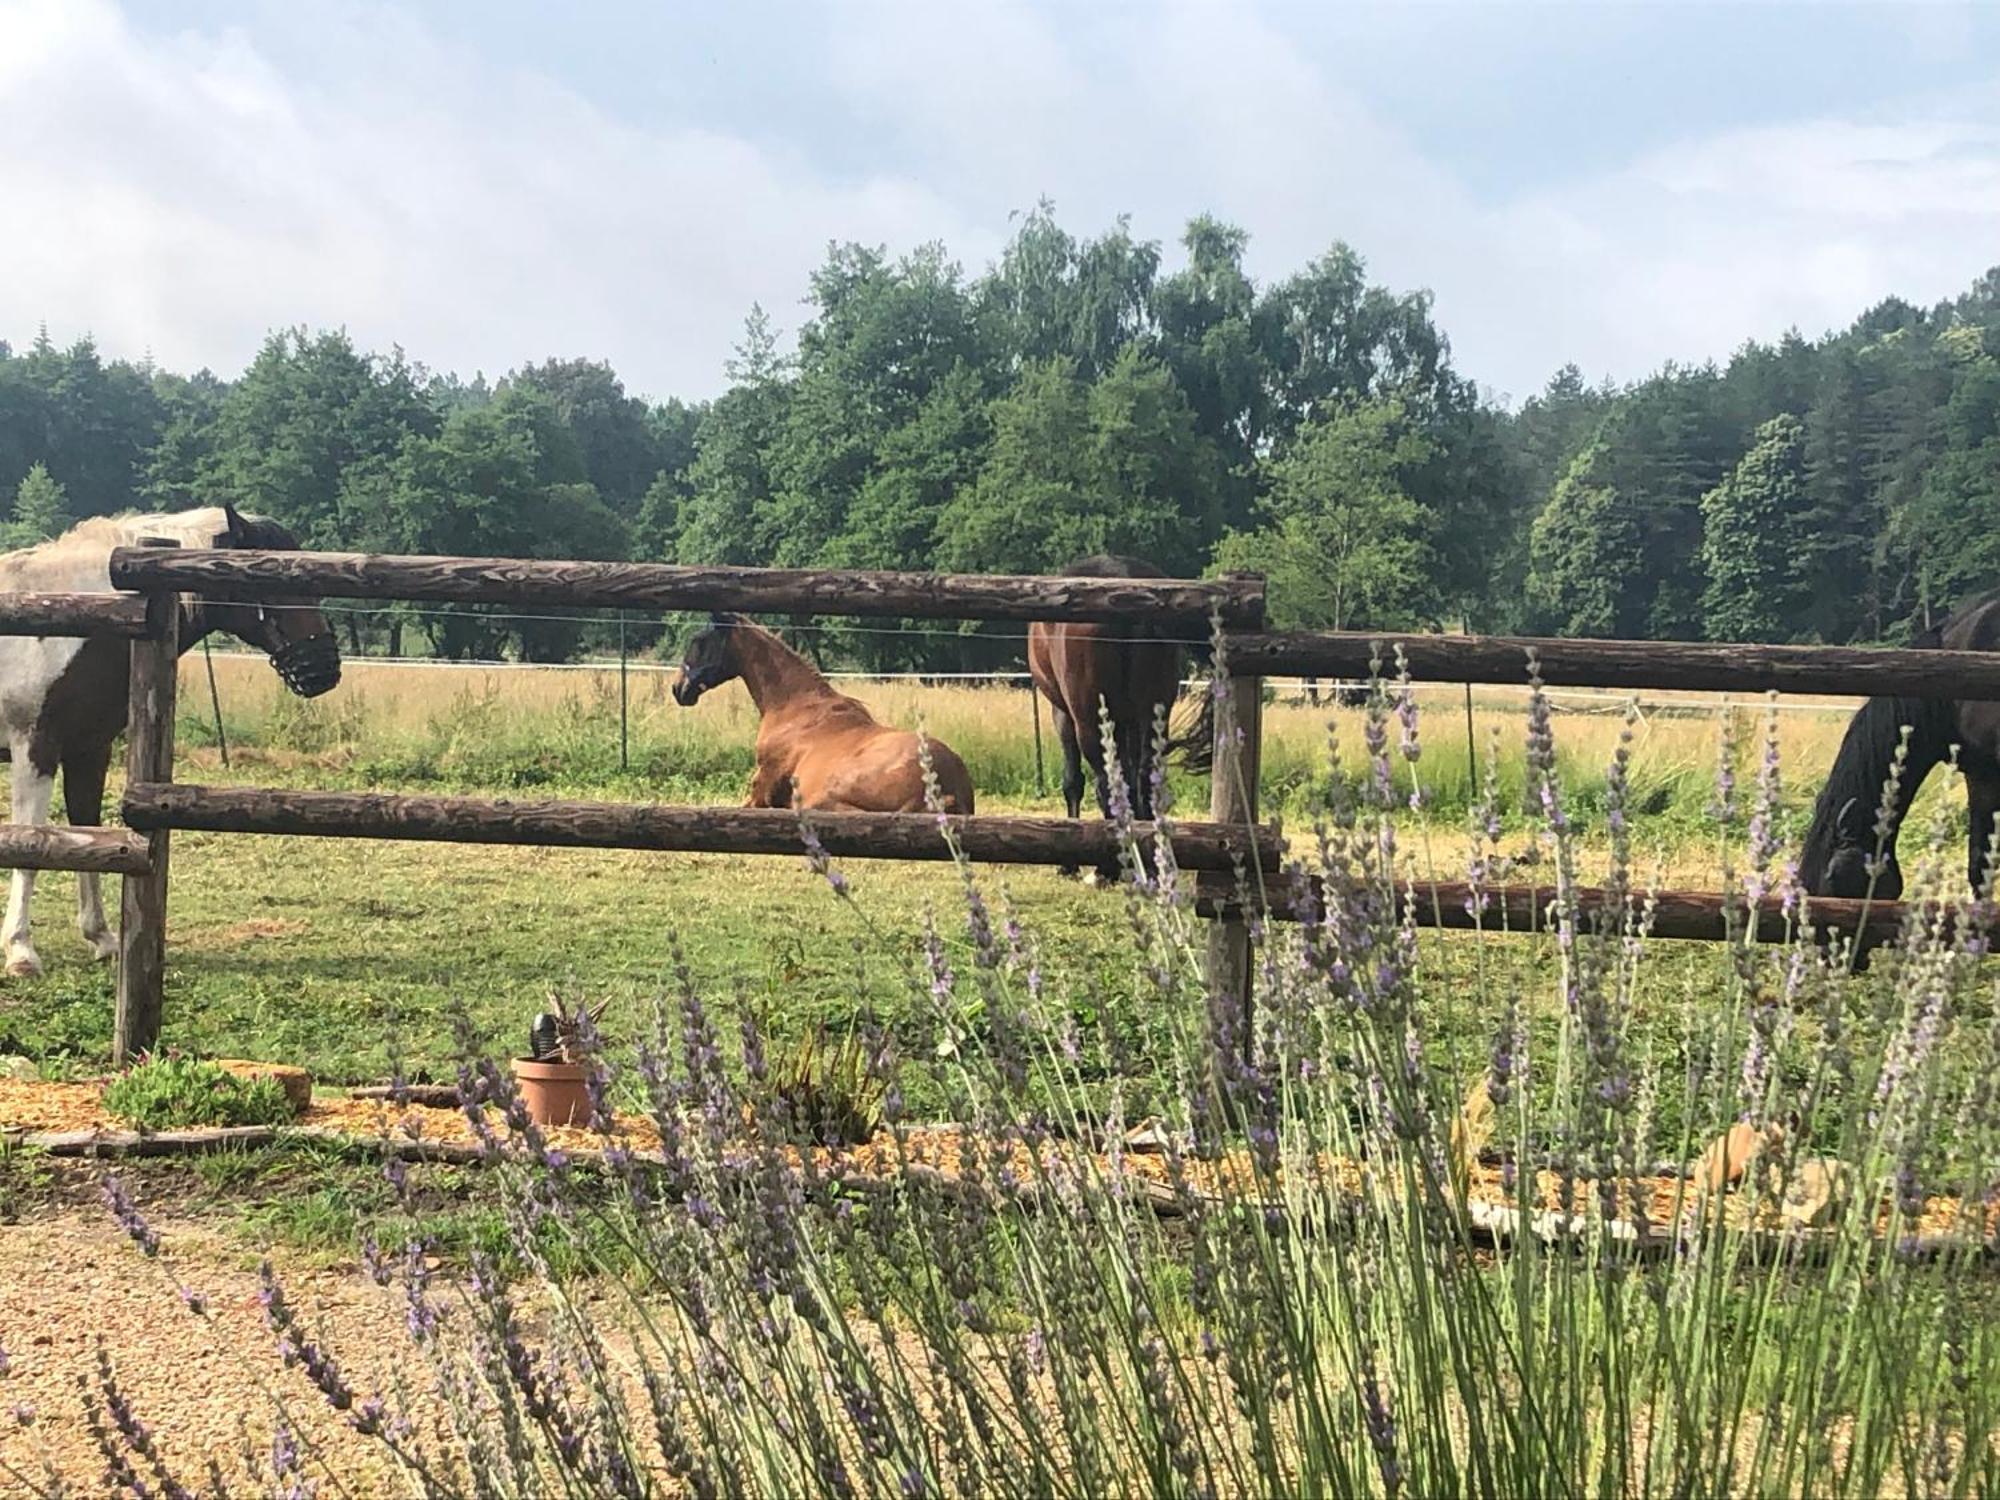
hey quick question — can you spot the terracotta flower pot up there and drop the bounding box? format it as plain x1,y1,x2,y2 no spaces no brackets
511,1056,590,1128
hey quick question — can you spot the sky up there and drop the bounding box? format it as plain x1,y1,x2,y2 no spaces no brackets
3,0,1998,406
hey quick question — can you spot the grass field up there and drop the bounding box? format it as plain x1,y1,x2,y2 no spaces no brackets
0,654,1974,1123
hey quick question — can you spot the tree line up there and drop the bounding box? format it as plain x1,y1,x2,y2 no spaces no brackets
6,202,1999,665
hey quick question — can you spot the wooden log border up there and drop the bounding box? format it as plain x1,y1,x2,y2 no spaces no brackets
1229,628,2000,700
109,548,1266,628
123,782,1285,873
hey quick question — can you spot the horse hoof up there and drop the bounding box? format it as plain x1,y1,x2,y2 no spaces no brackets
5,954,42,979
87,936,117,963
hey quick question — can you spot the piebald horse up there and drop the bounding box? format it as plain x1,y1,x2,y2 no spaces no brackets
672,612,975,813
0,506,340,976
1799,592,2000,900
1027,554,1208,879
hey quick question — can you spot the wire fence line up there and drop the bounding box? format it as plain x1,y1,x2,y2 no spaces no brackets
192,650,1864,717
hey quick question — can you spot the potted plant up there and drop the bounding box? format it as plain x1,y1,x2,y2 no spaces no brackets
511,996,609,1127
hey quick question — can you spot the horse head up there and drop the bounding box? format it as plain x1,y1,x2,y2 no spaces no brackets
1800,795,1903,900
200,506,343,698
672,612,745,706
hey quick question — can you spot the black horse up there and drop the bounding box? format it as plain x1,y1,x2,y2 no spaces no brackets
1798,593,2000,900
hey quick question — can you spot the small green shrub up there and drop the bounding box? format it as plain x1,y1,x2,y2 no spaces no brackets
755,1021,885,1147
102,1055,294,1132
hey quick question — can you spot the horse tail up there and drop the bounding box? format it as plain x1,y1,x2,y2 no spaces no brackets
1164,686,1214,774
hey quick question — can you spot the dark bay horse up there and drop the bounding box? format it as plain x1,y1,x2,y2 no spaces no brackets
1028,555,1208,878
673,612,975,813
0,506,340,975
1799,592,2000,900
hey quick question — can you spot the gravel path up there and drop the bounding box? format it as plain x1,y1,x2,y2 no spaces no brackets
0,1210,424,1494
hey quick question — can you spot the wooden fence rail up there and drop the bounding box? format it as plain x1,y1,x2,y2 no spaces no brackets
0,592,151,638
71,547,1988,1065
108,548,1266,628
1196,877,1920,953
121,783,1285,873
0,825,152,874
1229,629,2000,699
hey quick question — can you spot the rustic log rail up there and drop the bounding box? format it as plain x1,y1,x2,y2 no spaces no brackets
108,548,1266,628
0,825,152,874
1196,876,1917,953
1229,629,2000,699
0,592,152,638
122,783,1285,873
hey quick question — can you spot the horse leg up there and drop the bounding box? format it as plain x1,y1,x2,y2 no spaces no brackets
1967,769,2000,897
1052,705,1085,878
3,738,55,977
63,741,117,961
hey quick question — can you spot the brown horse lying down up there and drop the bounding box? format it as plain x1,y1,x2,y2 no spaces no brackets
672,613,975,813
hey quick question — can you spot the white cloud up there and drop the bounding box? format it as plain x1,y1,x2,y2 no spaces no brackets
0,0,984,399
3,0,1997,407
1474,115,2000,398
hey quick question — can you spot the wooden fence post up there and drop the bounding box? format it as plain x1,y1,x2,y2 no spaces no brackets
114,550,179,1064
1206,671,1263,1069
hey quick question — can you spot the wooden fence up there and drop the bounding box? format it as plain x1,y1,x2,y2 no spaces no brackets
3,547,1992,1061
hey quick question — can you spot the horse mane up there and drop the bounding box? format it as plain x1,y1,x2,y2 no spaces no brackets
0,507,237,589
1059,553,1167,580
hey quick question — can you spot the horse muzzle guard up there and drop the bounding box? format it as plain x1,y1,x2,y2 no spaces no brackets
270,633,342,698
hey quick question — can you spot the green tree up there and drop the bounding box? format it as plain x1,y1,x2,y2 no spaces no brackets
504,358,662,517
977,201,1159,378
1212,400,1434,631
1894,354,2000,623
1699,414,1809,641
11,462,70,541
1527,437,1646,638
201,329,438,547
936,350,1210,576
675,309,793,567
0,333,162,517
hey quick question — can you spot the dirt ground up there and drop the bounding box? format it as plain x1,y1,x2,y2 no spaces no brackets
0,1208,421,1493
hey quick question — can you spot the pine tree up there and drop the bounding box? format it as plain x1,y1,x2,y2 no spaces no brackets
12,462,70,540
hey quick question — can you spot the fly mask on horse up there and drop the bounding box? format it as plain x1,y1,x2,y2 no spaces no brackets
0,505,341,977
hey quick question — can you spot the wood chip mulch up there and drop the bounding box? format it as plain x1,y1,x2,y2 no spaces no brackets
4,1079,1994,1250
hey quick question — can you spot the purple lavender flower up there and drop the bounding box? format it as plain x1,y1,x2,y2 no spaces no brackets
1361,1366,1402,1497
101,1176,159,1258
922,911,956,1007
269,1421,316,1499
797,814,850,896
259,1261,357,1414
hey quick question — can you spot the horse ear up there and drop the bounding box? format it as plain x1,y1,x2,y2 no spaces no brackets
221,504,249,547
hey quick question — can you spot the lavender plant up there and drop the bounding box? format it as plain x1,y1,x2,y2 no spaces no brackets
46,661,2000,1498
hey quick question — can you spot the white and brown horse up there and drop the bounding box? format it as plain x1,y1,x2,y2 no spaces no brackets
0,506,340,976
672,613,975,813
